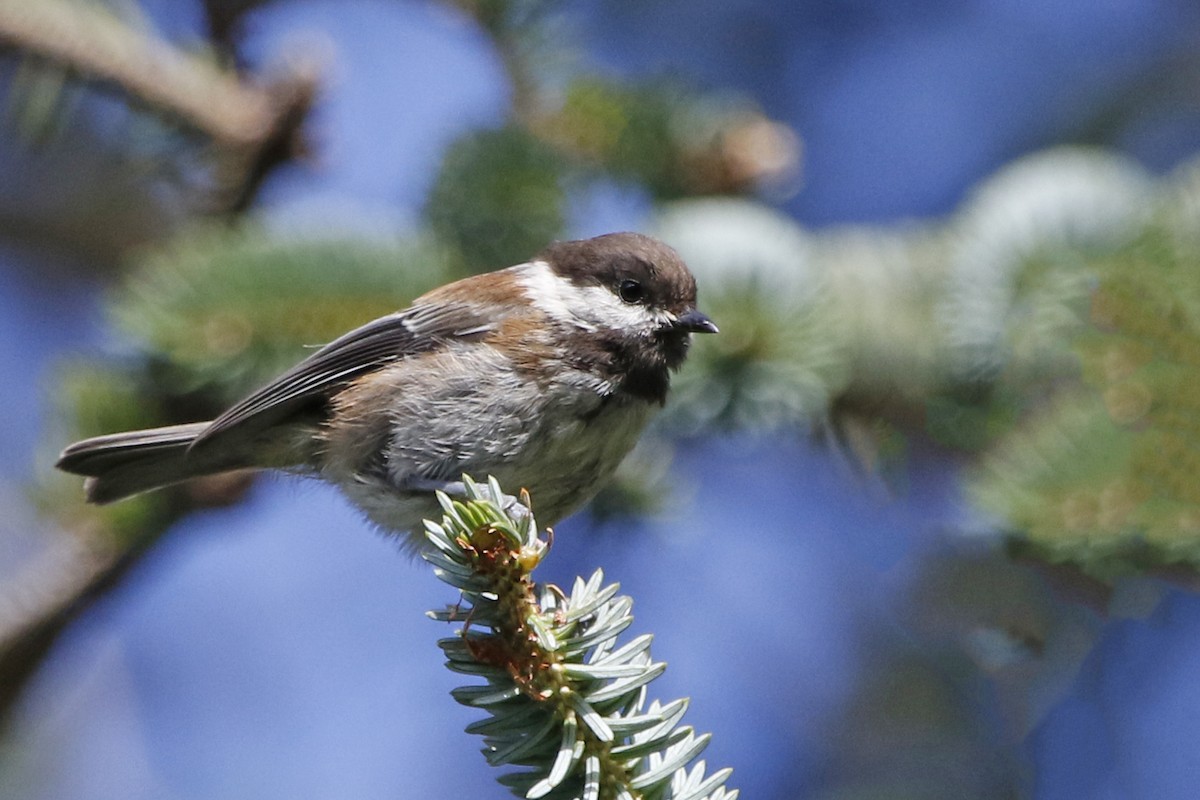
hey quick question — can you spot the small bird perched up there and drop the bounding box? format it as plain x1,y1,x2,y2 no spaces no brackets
57,232,717,545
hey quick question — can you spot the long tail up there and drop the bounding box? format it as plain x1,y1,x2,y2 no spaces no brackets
56,422,244,505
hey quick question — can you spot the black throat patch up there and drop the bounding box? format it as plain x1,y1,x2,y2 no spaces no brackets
564,326,684,406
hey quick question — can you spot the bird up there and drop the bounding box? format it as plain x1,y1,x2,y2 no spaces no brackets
57,232,717,546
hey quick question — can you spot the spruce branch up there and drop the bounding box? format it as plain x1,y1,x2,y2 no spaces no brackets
424,477,737,800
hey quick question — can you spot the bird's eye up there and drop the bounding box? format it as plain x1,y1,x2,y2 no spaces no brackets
618,279,646,304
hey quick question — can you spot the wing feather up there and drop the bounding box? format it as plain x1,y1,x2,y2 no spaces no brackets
194,301,495,446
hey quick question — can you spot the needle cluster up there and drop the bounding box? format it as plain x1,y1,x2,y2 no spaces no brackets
424,477,737,800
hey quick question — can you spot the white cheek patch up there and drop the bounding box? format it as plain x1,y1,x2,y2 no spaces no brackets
516,260,671,333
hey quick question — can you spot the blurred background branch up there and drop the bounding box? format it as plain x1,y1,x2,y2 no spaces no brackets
0,0,322,723
0,0,318,262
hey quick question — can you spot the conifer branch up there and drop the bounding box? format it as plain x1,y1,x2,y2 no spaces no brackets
424,477,737,800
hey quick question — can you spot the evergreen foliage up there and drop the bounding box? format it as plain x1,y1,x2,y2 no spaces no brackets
426,126,567,273
110,225,451,400
655,148,1200,579
425,477,737,800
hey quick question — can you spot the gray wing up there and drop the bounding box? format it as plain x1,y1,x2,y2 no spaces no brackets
193,302,495,447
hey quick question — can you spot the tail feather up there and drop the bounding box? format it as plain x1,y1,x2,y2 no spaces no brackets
57,422,234,504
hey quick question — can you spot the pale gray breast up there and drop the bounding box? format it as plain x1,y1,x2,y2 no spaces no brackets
321,340,656,533
512,385,655,523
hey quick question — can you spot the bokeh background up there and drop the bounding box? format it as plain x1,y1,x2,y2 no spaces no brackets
2,1,1200,798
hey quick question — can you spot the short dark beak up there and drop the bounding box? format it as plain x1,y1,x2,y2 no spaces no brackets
675,309,719,334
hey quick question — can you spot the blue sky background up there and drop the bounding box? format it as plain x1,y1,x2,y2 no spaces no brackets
3,1,1200,797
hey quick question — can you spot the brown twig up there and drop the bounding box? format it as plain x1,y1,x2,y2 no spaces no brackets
0,0,320,212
